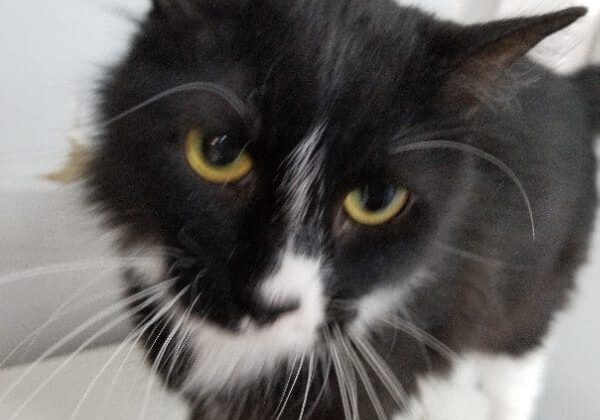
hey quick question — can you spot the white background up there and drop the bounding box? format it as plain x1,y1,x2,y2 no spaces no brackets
0,1,599,419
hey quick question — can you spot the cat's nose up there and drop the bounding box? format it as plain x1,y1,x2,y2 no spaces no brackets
250,301,300,326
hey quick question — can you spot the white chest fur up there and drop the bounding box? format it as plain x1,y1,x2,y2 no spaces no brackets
393,350,546,420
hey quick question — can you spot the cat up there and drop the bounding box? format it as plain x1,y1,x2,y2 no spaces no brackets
86,0,600,419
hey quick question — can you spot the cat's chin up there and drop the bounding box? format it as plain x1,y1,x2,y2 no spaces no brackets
183,305,323,395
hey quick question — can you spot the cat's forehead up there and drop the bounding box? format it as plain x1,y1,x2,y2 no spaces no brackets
258,7,433,153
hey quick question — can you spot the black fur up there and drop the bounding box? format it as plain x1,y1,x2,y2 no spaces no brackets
572,66,600,132
86,1,598,418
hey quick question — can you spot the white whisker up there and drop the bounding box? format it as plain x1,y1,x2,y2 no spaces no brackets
393,140,536,240
336,329,386,420
155,294,201,418
0,279,128,369
325,328,354,420
0,257,157,287
102,315,155,404
68,330,144,420
385,315,460,362
5,290,166,420
0,279,173,407
137,286,191,420
304,350,332,419
164,294,199,385
275,354,305,420
274,354,299,418
297,352,315,420
71,287,188,420
351,334,412,416
93,82,253,134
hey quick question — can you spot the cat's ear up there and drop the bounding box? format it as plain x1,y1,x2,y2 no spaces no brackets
436,7,587,110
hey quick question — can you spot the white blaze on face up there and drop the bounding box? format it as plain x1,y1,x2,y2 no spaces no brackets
185,249,326,394
260,248,326,335
184,126,330,394
282,123,327,228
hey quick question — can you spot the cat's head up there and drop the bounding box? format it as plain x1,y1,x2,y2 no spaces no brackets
88,0,585,399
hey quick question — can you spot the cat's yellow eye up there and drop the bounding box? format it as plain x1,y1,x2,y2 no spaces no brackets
185,129,253,183
344,185,410,226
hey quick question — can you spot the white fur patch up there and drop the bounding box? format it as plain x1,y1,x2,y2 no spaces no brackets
184,251,326,394
122,244,166,284
393,350,547,420
351,269,431,335
282,123,327,228
260,248,325,311
475,351,546,420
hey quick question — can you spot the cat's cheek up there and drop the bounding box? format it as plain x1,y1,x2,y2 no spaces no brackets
118,242,167,286
350,268,432,336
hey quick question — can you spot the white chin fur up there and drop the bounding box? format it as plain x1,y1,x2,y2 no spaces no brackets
184,250,326,395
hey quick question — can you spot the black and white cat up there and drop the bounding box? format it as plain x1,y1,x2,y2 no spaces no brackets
87,1,600,419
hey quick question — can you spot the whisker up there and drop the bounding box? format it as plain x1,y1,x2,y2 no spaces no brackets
0,257,157,287
434,241,510,269
68,330,145,420
151,293,201,418
297,352,315,420
274,355,305,420
385,315,460,362
101,311,159,404
403,312,433,374
163,295,200,386
4,290,167,420
0,279,129,369
336,328,386,420
92,82,256,136
304,349,333,419
0,279,173,407
393,126,486,146
392,140,536,240
324,328,354,420
137,287,191,420
71,287,190,420
351,335,412,415
273,354,299,418
102,286,193,407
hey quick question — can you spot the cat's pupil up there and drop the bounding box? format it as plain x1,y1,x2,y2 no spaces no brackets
203,134,241,166
359,183,397,212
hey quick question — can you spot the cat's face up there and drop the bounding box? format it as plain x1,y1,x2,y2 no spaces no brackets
88,0,585,403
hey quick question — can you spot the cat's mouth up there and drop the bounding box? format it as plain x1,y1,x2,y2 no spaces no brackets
126,246,367,394
182,290,326,394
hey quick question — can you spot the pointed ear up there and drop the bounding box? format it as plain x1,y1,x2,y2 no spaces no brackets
436,7,587,111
